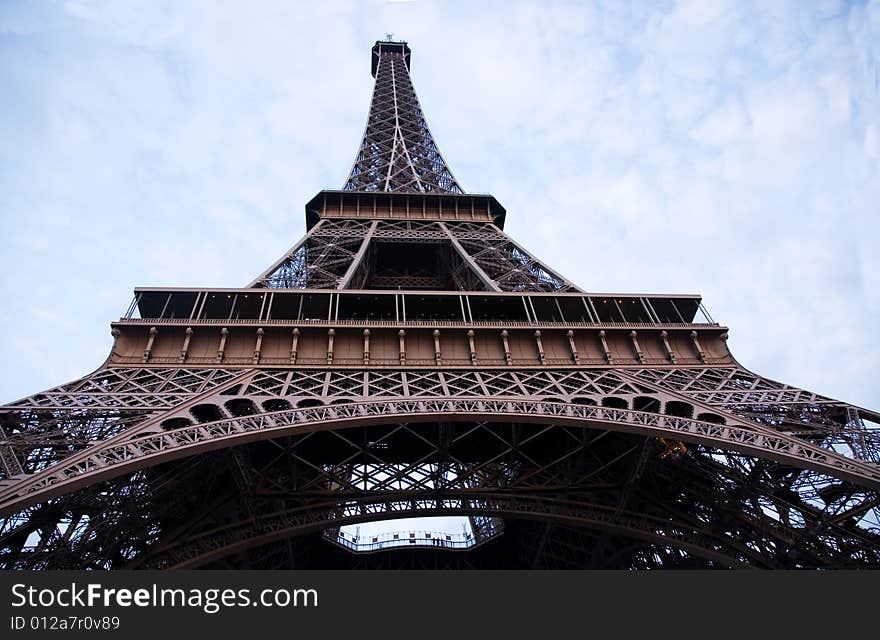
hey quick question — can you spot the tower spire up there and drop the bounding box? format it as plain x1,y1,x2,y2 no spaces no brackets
344,40,462,193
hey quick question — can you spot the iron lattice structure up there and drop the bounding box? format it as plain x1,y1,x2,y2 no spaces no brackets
2,41,879,570
343,42,461,194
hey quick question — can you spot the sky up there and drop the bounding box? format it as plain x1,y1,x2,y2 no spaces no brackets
1,0,878,413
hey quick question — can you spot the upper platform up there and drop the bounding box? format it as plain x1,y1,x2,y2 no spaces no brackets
305,190,506,229
371,40,411,77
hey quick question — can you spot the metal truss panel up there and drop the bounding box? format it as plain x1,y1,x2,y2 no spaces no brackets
344,50,461,194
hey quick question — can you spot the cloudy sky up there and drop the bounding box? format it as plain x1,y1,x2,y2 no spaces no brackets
1,0,878,411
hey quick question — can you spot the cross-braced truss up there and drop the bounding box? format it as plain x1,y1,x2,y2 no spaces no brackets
3,414,878,569
343,45,461,194
250,220,579,292
1,362,878,569
249,219,374,289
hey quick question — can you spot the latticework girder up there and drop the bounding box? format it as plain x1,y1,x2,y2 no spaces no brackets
250,219,580,292
344,45,461,194
2,360,879,569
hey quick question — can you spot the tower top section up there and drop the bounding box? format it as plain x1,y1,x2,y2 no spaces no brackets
344,40,462,194
371,40,411,77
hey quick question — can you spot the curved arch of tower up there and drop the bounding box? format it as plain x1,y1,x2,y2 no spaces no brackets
2,40,878,569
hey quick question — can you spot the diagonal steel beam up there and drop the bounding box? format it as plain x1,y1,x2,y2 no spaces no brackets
338,220,379,289
439,222,501,291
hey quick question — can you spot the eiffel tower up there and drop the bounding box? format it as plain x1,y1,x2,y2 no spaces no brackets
2,40,879,569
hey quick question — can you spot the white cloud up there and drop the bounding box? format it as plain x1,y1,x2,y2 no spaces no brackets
1,0,878,412
690,102,748,146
